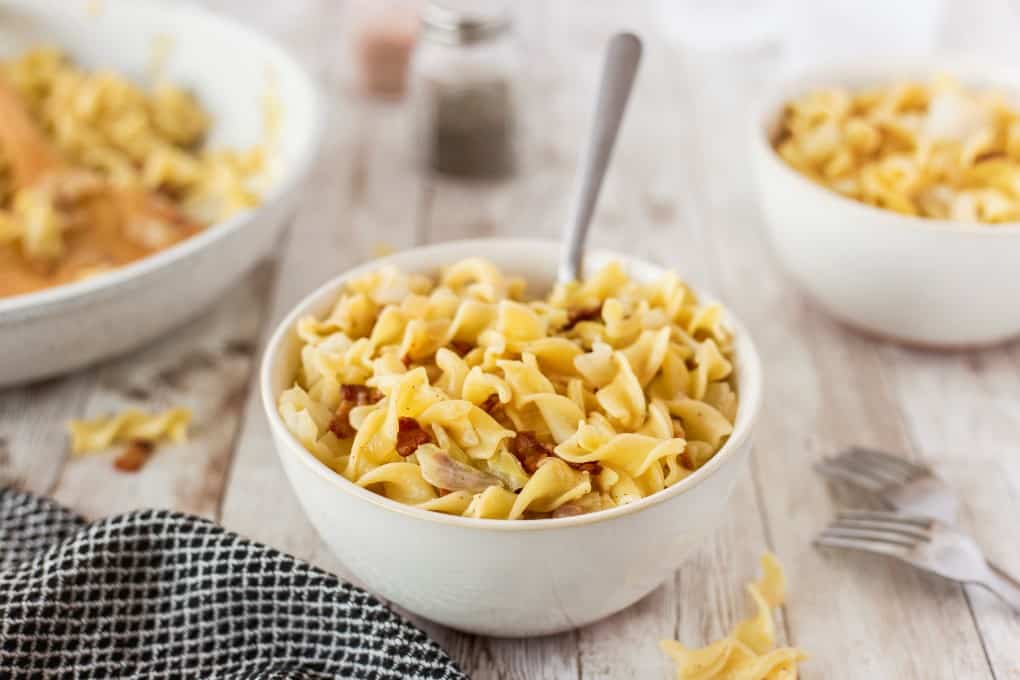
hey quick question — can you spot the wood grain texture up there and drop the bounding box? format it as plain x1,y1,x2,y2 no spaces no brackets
0,1,1016,678
882,343,1020,679
51,263,271,520
0,371,95,496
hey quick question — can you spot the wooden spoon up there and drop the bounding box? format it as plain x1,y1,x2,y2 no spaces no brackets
0,76,64,186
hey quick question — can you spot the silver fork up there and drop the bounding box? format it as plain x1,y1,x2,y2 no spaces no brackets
815,510,1020,613
814,446,959,523
815,446,1020,583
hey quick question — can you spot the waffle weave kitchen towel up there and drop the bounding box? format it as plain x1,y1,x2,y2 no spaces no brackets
0,487,467,679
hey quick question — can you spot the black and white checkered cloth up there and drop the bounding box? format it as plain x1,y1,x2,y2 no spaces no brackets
0,487,467,679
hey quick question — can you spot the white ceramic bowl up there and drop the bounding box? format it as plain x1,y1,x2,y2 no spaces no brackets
260,238,763,637
0,0,322,386
751,56,1020,348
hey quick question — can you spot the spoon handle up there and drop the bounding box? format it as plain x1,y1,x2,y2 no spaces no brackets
0,75,64,189
559,32,643,284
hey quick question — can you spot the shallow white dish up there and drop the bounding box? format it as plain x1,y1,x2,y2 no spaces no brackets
260,238,763,637
751,56,1020,348
0,0,322,386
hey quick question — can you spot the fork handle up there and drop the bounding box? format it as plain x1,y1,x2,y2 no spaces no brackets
979,567,1020,614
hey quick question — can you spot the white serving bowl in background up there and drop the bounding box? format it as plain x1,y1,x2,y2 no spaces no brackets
260,238,763,637
0,0,322,386
751,56,1020,348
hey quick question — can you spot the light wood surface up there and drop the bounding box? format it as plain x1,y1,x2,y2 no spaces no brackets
2,2,1018,678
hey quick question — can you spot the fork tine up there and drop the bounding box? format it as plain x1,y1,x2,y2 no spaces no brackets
814,460,887,491
840,448,922,487
814,532,911,558
834,452,913,486
844,447,927,479
818,525,918,548
830,517,932,542
836,510,933,527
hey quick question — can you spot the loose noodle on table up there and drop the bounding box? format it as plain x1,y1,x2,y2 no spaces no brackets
661,553,806,679
68,407,191,455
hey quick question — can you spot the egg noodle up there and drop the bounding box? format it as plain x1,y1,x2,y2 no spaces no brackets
68,407,191,455
0,47,263,296
661,553,806,679
278,258,738,520
775,77,1020,223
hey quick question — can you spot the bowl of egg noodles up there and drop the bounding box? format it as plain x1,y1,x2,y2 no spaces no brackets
751,56,1020,347
0,0,322,385
261,238,763,637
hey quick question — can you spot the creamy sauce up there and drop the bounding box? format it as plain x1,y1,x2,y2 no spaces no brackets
0,216,200,298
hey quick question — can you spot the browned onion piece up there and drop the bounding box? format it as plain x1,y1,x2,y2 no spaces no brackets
551,491,604,518
416,445,503,493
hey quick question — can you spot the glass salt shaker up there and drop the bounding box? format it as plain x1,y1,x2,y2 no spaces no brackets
344,0,421,99
409,1,520,179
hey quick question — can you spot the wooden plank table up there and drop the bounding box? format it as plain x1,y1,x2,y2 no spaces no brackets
2,2,1018,678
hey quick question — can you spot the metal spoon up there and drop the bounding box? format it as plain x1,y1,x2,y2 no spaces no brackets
558,32,643,284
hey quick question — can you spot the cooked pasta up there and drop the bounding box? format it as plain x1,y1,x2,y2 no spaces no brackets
278,257,739,520
660,553,806,680
68,407,191,455
775,77,1020,223
0,46,264,298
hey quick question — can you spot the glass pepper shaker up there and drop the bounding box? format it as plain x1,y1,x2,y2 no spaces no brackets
409,1,520,179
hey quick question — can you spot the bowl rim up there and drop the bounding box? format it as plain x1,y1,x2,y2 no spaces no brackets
751,52,1020,236
260,237,764,533
0,0,325,318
